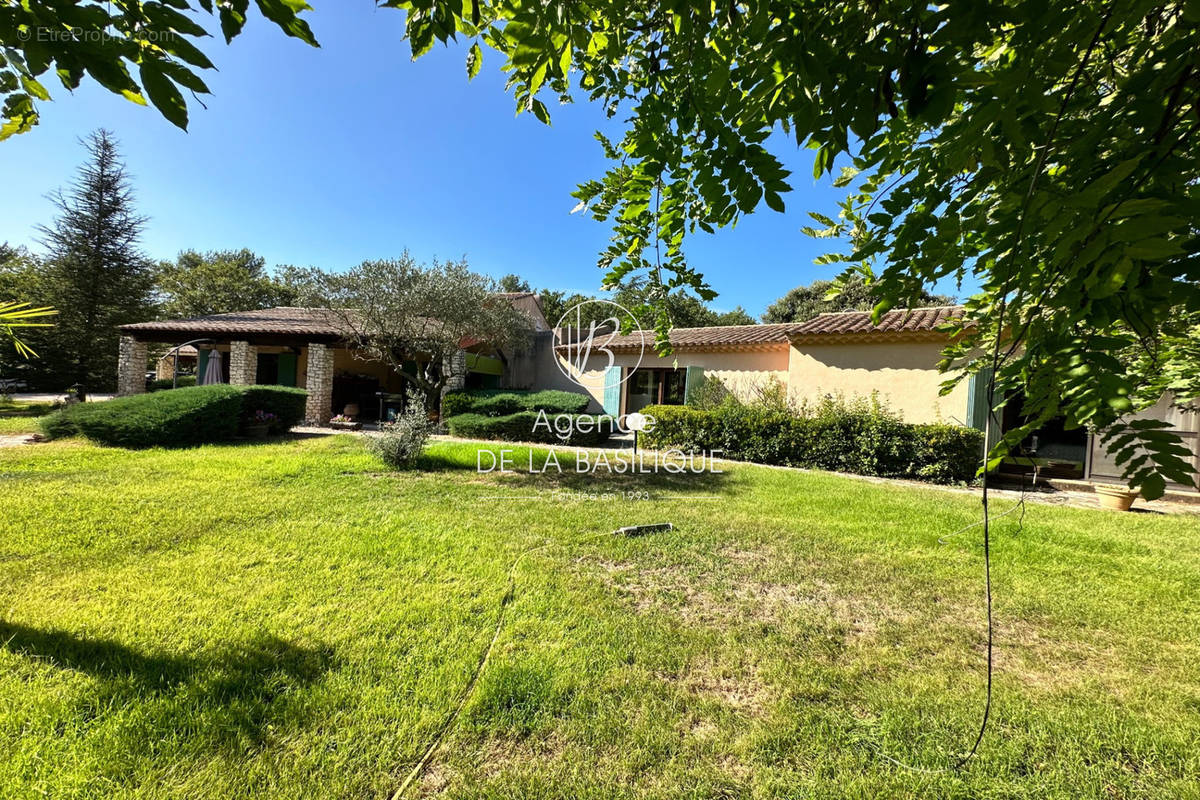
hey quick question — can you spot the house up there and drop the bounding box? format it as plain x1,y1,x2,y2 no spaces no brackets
557,307,969,423
116,293,563,422
556,306,1199,490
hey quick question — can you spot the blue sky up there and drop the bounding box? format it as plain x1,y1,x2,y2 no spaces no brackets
0,3,957,319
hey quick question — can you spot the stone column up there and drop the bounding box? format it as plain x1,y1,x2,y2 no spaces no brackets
229,340,257,385
441,349,468,397
155,357,173,380
305,342,334,424
117,336,148,396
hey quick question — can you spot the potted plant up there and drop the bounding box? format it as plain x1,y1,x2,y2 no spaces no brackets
1095,483,1141,512
244,409,277,438
329,414,362,431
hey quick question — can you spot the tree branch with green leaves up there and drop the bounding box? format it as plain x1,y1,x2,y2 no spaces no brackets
384,0,1200,495
5,1,1198,492
0,0,318,138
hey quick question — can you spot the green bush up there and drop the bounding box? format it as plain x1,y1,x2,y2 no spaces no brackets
640,404,983,484
148,376,197,392
238,386,308,432
38,409,82,440
441,388,592,417
40,385,310,448
446,410,614,446
367,396,434,469
523,390,590,414
472,394,526,417
440,389,509,417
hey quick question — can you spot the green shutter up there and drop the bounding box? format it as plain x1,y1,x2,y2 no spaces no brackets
684,366,705,405
966,367,993,431
602,366,622,415
277,353,297,387
196,350,209,385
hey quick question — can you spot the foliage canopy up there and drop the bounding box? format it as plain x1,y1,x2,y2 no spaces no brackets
307,254,534,406
762,277,955,324
4,2,1198,491
156,249,297,318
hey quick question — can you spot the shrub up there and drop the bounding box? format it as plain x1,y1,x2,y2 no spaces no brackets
40,385,309,448
366,395,434,469
640,403,984,484
148,376,197,392
685,374,734,410
446,410,613,446
237,386,307,431
472,394,526,417
441,388,592,417
41,385,244,448
38,408,82,440
523,390,590,414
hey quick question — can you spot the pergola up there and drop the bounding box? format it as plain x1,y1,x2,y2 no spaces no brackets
117,308,352,423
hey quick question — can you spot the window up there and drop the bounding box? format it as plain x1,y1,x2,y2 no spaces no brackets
625,368,686,413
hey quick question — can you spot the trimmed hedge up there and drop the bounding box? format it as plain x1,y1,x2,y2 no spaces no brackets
446,410,614,446
440,389,510,417
639,404,984,484
238,386,308,432
441,388,591,417
40,384,309,448
148,376,197,392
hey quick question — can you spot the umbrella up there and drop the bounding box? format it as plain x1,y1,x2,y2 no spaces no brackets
202,349,225,385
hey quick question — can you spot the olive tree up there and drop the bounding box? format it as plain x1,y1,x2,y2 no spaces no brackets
314,255,533,408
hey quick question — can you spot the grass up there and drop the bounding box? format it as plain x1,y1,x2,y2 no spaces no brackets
0,398,55,434
0,434,1197,799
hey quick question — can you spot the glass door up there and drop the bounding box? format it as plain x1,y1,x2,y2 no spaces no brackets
626,369,657,413
624,368,687,413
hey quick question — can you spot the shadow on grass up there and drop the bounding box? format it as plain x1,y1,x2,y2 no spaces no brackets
0,401,56,418
1,621,336,753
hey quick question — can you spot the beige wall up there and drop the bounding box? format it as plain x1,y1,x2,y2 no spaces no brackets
563,347,790,412
787,340,969,425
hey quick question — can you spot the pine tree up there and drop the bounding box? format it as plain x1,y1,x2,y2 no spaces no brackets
35,130,155,391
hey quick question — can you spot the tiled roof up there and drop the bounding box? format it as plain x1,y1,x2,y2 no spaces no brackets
121,307,348,337
556,323,807,353
122,295,549,340
791,306,964,340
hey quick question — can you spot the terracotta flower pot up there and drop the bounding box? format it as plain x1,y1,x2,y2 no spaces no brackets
1095,484,1139,512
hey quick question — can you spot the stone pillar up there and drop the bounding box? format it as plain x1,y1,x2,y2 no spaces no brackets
441,349,468,397
155,357,173,380
229,340,257,385
305,342,334,424
117,336,148,396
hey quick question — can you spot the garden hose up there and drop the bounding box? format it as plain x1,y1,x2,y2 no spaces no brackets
390,525,671,799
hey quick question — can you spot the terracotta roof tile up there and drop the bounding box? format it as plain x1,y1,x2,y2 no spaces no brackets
121,307,348,337
792,306,964,339
556,323,806,353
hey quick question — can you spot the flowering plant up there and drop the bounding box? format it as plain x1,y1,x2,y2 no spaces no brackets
252,410,278,424
330,414,353,423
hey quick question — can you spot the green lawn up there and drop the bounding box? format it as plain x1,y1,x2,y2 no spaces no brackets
1,435,1197,799
0,398,54,434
